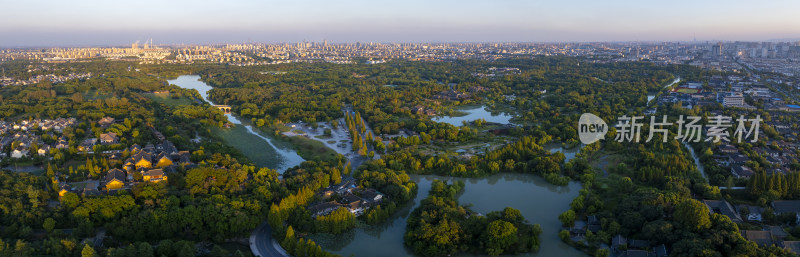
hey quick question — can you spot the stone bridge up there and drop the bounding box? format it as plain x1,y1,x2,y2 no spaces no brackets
213,105,232,114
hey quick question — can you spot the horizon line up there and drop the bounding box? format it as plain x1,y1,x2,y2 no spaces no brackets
3,39,800,49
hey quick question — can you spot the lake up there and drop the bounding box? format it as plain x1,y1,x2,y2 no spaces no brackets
311,173,587,257
168,75,304,172
544,143,580,162
433,106,513,127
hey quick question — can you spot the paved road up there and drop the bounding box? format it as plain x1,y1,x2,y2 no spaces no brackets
250,222,289,257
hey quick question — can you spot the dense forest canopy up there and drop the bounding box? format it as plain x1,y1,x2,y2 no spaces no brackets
0,55,793,257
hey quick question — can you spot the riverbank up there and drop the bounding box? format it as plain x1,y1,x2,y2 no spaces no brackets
168,75,308,172
261,124,340,163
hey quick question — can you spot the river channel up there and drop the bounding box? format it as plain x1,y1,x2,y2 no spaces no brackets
168,75,304,172
170,75,587,256
647,77,682,105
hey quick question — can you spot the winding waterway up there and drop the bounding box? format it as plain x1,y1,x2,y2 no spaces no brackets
434,106,513,126
647,77,682,105
640,77,707,181
310,173,586,257
683,142,707,181
168,75,304,172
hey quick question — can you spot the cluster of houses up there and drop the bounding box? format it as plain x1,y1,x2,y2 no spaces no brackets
410,105,437,116
432,89,471,101
308,178,384,217
611,235,668,257
409,86,488,116
75,117,122,152
570,199,800,256
0,72,93,87
647,75,800,114
703,199,800,254
645,74,800,179
769,121,798,142
0,118,77,159
467,86,488,93
471,67,521,78
708,75,800,112
569,215,668,257
77,132,120,152
712,138,799,178
77,140,193,193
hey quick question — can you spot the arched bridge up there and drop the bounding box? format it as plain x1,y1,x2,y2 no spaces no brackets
213,105,232,114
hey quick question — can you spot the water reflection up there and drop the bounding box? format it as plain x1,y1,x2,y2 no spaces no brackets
647,77,681,106
683,141,707,181
544,143,579,162
433,106,513,126
313,173,586,257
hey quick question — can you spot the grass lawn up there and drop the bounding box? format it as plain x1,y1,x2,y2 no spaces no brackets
280,134,339,163
217,122,340,166
260,125,340,163
675,88,700,94
210,126,284,168
270,125,292,133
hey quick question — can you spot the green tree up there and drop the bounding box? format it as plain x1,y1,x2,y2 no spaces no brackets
558,209,577,227
137,242,154,257
674,199,711,231
559,229,570,242
485,220,518,256
43,217,56,233
595,248,610,257
81,244,97,257
177,242,194,257
157,239,174,257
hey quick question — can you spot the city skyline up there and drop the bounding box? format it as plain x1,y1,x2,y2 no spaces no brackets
3,0,800,47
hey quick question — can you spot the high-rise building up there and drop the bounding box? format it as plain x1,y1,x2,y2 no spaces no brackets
712,42,723,57
722,92,744,107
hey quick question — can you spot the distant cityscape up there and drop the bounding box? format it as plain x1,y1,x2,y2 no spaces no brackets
2,40,800,87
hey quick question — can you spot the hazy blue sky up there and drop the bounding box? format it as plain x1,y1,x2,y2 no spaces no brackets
2,0,799,46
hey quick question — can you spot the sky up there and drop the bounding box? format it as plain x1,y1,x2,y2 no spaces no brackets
2,0,800,47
